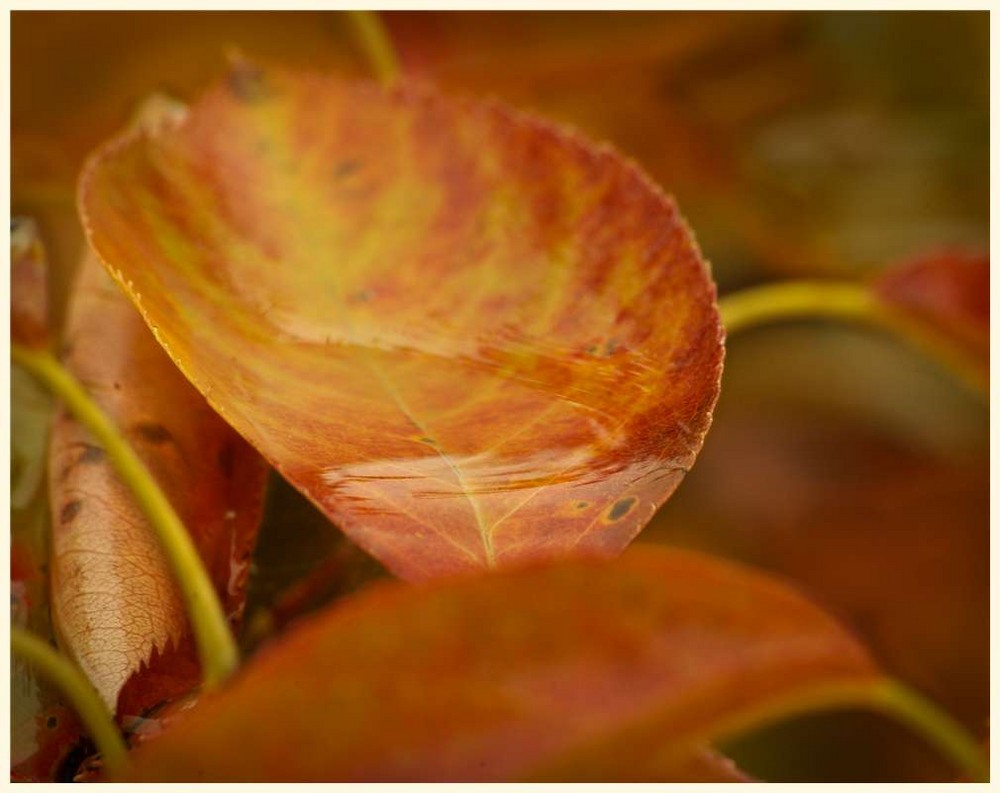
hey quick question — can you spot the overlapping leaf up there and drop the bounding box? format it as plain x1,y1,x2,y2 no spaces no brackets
47,99,269,714
118,546,878,781
49,241,267,716
79,63,724,581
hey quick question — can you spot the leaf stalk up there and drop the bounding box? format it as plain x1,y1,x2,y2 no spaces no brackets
705,678,988,783
346,10,400,87
11,628,131,777
719,280,987,401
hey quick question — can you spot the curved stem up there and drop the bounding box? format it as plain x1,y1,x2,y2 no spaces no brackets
11,344,239,689
12,628,130,777
719,280,987,402
530,675,986,782
869,679,988,782
684,678,986,783
346,10,400,87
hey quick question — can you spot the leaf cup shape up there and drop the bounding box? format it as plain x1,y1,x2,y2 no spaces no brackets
79,62,723,580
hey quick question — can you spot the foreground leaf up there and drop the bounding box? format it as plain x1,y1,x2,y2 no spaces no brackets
79,63,724,581
119,546,877,781
48,242,267,716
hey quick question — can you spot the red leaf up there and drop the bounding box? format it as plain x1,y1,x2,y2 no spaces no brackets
120,546,877,781
874,249,989,360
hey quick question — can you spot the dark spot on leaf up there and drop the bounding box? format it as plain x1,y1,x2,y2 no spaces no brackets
419,436,436,445
133,422,173,445
334,159,361,179
61,500,82,524
575,501,589,510
77,444,104,464
46,715,58,729
113,381,122,391
227,62,268,102
218,442,236,478
608,496,637,521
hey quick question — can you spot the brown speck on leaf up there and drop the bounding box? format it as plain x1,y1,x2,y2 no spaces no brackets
608,496,637,521
227,60,269,103
217,442,236,478
333,159,362,180
77,444,105,465
61,500,82,524
133,422,174,445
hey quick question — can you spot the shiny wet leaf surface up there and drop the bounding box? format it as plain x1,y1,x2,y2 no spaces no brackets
80,63,723,581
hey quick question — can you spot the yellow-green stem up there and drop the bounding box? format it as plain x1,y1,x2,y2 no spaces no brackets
346,10,400,86
532,675,986,782
870,679,988,782
11,344,239,688
719,280,987,402
737,679,988,782
709,678,988,782
11,628,130,777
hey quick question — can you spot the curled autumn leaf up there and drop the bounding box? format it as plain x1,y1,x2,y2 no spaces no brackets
117,546,877,781
49,98,268,716
78,62,724,582
49,246,268,717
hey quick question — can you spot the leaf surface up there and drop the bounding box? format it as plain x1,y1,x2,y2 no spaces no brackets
79,64,724,581
49,237,268,716
874,250,989,361
120,545,877,781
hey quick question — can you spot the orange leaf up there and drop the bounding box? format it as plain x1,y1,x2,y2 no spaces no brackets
119,546,877,781
48,245,268,717
79,63,724,581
